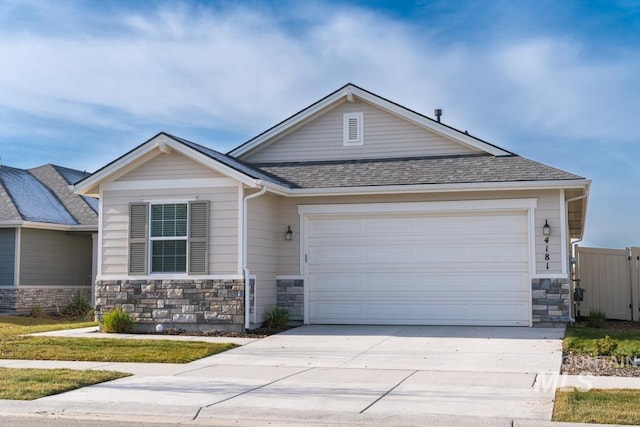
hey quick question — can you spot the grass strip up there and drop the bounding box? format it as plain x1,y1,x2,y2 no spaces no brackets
564,325,640,357
553,388,640,425
0,336,237,363
0,315,238,363
0,367,130,400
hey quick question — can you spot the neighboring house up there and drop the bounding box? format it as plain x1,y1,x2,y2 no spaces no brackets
74,84,590,331
0,164,98,313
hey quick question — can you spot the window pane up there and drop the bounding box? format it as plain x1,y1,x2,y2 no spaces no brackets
150,203,187,237
151,240,187,273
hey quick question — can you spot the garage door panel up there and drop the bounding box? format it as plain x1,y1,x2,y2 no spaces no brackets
306,210,530,326
311,301,530,326
310,243,528,265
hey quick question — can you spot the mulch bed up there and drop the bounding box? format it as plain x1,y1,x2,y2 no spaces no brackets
561,320,640,377
561,353,640,377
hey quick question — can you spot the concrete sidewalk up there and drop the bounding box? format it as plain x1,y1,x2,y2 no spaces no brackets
0,325,637,426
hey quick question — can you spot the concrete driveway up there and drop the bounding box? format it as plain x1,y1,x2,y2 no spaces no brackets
40,325,565,425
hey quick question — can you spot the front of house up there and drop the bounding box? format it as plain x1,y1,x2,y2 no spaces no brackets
74,84,590,331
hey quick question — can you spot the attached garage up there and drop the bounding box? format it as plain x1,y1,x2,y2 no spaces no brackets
300,201,534,327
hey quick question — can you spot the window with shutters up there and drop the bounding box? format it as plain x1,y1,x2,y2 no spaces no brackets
343,112,363,146
128,201,209,275
150,203,188,273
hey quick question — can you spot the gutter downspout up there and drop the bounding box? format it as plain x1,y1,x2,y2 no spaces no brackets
242,183,267,331
566,192,588,324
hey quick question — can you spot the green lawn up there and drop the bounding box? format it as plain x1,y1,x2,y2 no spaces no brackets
554,389,640,425
564,323,640,357
0,315,238,363
0,367,130,400
0,315,239,400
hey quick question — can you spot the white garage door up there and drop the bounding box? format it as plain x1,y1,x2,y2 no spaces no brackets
306,211,530,326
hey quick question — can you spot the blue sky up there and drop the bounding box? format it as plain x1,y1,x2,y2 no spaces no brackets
0,0,638,248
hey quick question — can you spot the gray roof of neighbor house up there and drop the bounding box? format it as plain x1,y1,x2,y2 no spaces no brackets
252,154,585,189
0,164,98,226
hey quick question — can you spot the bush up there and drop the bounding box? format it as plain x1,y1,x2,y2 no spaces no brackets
589,335,618,356
587,310,607,328
29,305,47,319
101,308,135,333
63,291,93,319
263,306,289,329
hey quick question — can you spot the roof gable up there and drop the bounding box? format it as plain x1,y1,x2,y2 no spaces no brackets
240,97,482,163
73,132,290,197
229,83,512,159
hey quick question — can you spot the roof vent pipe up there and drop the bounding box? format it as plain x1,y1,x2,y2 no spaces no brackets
434,109,442,123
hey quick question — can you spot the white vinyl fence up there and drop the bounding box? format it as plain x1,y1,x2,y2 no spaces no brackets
575,246,640,321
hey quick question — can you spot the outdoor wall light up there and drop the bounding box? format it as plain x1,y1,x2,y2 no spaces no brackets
543,219,551,236
285,226,293,241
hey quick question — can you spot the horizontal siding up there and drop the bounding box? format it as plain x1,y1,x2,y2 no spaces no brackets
101,186,239,276
116,152,223,181
277,189,563,276
534,191,563,274
0,229,15,286
242,99,479,163
247,194,278,325
20,228,92,286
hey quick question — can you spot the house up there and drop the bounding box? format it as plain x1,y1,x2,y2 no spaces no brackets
0,164,98,313
74,84,590,331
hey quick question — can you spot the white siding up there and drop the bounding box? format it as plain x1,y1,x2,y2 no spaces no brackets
277,189,563,276
247,194,278,325
241,100,479,163
101,186,238,276
115,152,223,181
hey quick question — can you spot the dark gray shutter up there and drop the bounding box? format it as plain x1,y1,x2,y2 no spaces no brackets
129,203,149,275
188,201,209,274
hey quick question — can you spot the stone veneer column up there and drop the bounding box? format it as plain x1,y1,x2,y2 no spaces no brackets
276,279,304,323
95,279,245,332
531,278,571,327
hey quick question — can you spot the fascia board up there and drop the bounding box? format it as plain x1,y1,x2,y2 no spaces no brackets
283,179,591,197
348,87,510,156
160,137,259,187
0,221,97,232
229,90,349,157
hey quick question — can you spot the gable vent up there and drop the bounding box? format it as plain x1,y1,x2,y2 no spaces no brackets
343,112,363,146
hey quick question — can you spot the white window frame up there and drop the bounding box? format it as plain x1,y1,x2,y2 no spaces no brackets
343,112,364,146
149,202,189,274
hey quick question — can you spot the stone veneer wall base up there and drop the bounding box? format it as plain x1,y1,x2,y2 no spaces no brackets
531,278,571,327
0,287,91,314
95,279,245,333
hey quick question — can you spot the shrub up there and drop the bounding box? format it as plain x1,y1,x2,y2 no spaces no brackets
101,308,135,333
587,310,607,328
63,291,93,319
589,335,618,356
29,305,47,319
263,306,289,329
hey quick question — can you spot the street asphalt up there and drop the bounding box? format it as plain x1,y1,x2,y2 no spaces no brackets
0,324,636,426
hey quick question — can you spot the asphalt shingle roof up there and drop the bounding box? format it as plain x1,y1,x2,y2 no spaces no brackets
253,154,585,189
0,165,98,226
